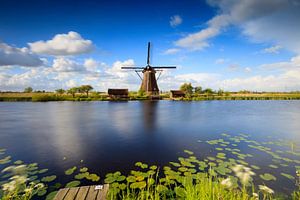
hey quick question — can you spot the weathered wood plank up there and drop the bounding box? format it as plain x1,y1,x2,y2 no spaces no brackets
53,188,69,200
75,186,90,200
96,184,109,200
64,187,79,200
85,186,99,200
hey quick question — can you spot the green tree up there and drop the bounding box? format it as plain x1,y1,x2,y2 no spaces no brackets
67,87,78,98
217,89,224,96
24,87,33,93
194,86,202,95
55,89,65,95
180,83,193,96
80,85,93,97
203,88,214,95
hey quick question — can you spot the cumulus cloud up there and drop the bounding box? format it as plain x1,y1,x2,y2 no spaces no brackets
163,48,181,55
261,45,282,54
170,15,183,27
0,42,44,67
52,57,86,72
29,31,93,56
175,0,300,53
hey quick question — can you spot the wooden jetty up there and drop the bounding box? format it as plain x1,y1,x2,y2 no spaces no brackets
54,184,109,200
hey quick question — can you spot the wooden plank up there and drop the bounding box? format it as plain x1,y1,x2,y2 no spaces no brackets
75,186,90,200
85,186,99,200
53,188,69,200
64,187,79,200
96,184,109,200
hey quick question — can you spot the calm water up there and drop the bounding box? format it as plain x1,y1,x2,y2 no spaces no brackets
1,101,300,194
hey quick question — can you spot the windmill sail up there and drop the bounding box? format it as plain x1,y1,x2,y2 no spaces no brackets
121,42,176,96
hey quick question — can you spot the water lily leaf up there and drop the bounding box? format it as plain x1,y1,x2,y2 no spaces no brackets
269,164,278,169
169,162,180,167
14,160,23,165
207,157,216,161
260,173,276,181
119,183,127,190
216,148,223,151
74,172,88,180
0,156,11,164
39,169,48,174
251,165,260,170
45,191,57,200
281,173,295,180
150,165,157,170
41,175,57,182
66,180,80,188
178,167,188,172
104,176,116,184
116,175,126,182
65,166,77,175
130,181,146,189
87,173,100,182
37,189,47,196
184,150,194,155
80,167,88,172
126,176,136,183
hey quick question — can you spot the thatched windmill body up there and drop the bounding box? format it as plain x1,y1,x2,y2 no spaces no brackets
121,42,176,96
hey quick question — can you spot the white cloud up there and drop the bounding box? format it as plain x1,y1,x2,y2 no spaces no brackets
0,42,44,67
175,0,300,53
170,15,183,27
261,45,282,54
174,14,230,50
260,55,300,71
52,57,85,72
163,48,181,55
29,31,93,56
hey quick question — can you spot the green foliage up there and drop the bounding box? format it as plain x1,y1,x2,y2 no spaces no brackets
180,83,193,96
55,89,65,95
79,85,93,97
24,87,33,93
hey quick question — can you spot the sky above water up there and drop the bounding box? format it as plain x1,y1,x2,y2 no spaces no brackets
0,0,300,92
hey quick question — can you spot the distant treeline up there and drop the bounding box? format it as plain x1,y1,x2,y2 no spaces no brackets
1,83,300,102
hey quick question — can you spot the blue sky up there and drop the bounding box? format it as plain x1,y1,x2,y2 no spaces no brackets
1,0,300,91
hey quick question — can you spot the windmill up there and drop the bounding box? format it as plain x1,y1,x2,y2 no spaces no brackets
121,42,176,96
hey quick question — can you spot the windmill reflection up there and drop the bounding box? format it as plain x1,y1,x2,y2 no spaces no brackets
142,101,158,131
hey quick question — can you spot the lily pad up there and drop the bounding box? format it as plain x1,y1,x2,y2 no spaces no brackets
41,175,57,182
0,156,11,164
280,173,295,180
45,191,57,200
80,167,88,172
39,169,48,174
260,173,276,181
65,180,80,188
130,181,146,189
65,166,77,175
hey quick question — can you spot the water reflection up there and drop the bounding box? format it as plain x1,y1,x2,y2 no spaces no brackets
142,101,158,131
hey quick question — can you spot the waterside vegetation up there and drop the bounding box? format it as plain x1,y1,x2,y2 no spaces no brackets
1,83,300,102
1,133,300,200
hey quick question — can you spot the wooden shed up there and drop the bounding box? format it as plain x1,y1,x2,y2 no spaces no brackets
170,90,185,99
108,89,129,99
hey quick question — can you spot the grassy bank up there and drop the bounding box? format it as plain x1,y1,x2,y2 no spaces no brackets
1,92,300,102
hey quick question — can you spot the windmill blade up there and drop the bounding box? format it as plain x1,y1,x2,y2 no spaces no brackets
147,42,151,65
121,67,145,69
152,66,176,69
